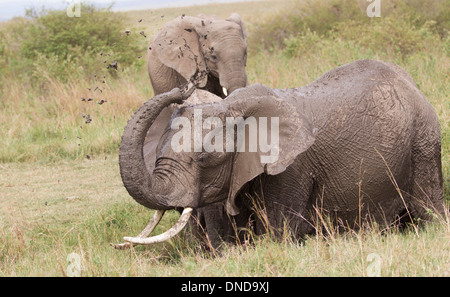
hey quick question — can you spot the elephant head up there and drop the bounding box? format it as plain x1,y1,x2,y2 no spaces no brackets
114,85,315,247
147,14,248,98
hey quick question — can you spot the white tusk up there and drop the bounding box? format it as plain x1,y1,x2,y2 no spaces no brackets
183,82,195,96
136,210,166,237
222,87,228,96
124,207,193,245
112,210,165,249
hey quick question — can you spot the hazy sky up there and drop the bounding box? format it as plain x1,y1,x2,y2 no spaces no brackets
0,0,249,21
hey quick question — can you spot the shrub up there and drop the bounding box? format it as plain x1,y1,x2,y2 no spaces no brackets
283,29,326,58
333,17,443,58
1,3,145,86
249,0,366,51
382,0,449,38
250,0,449,52
283,16,444,59
0,18,34,84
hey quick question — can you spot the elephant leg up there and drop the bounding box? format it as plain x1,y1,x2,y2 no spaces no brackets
187,201,254,251
202,203,227,249
188,203,228,250
186,208,207,246
248,167,316,241
408,117,445,222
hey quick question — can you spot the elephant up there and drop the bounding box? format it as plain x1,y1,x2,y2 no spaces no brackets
146,13,248,239
114,59,445,249
147,13,248,98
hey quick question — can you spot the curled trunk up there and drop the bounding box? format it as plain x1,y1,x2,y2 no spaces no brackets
114,86,196,248
119,87,187,210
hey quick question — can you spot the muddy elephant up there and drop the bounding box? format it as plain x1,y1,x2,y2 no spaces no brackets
146,13,248,242
114,59,445,249
147,13,248,98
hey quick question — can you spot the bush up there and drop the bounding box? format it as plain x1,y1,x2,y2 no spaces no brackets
283,16,444,59
382,0,449,38
0,18,33,84
333,17,443,58
249,0,366,51
250,0,449,52
0,3,145,86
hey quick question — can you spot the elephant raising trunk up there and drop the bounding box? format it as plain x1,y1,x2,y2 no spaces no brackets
113,86,195,248
114,60,445,249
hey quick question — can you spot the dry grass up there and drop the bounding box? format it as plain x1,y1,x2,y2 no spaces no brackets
0,0,449,276
0,74,150,162
118,0,287,37
0,159,448,276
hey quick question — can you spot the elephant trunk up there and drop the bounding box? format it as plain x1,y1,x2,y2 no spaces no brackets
219,61,248,95
114,87,196,248
119,87,187,210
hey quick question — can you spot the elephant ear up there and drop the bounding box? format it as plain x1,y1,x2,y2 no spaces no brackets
224,85,316,215
226,13,247,43
150,16,208,88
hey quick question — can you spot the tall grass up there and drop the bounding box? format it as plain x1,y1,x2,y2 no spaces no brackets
0,4,145,84
0,3,148,162
0,73,151,163
0,0,449,276
0,159,448,276
0,0,448,167
249,0,449,51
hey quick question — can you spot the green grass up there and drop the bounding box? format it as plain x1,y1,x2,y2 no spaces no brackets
0,0,449,276
1,158,448,276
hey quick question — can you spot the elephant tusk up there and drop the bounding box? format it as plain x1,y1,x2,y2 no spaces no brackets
222,87,228,97
123,207,193,245
112,210,165,249
182,82,196,97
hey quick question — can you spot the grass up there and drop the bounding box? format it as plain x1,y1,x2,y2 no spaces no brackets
1,158,448,276
0,74,149,163
0,0,449,276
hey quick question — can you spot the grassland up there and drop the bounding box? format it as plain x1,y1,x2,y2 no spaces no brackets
0,0,449,276
1,158,448,276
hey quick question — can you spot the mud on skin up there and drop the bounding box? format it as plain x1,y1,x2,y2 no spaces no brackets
147,13,248,98
116,59,445,249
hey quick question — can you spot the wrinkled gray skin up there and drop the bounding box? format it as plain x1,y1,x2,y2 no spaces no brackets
120,60,445,248
146,13,248,237
148,13,248,98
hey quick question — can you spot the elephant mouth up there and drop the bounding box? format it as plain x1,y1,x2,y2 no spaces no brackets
202,73,229,99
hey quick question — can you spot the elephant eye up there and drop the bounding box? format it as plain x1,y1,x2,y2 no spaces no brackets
210,53,218,61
